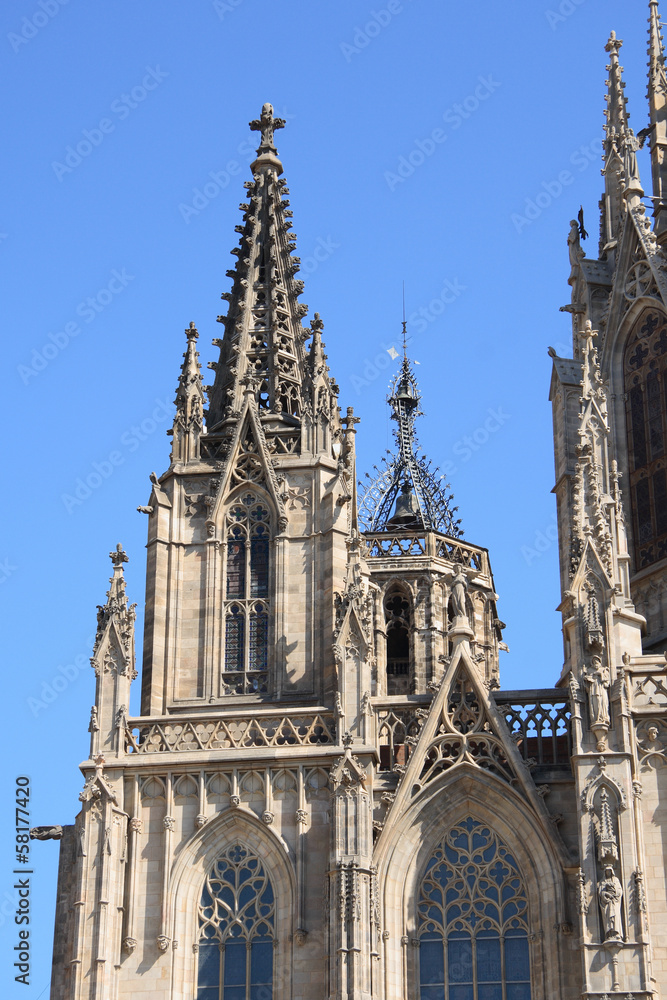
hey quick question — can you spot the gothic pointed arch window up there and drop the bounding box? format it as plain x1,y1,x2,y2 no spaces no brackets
384,584,412,695
624,308,667,569
223,491,271,695
418,817,531,1000
196,843,274,1000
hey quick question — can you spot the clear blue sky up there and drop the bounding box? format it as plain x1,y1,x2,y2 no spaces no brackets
1,0,654,993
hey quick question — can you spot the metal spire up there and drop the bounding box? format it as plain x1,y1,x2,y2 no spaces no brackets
648,0,667,237
357,330,462,537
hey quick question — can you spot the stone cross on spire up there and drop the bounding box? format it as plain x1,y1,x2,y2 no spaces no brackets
109,543,128,568
250,103,286,158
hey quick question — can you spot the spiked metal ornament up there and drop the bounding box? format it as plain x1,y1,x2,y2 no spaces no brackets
357,334,462,536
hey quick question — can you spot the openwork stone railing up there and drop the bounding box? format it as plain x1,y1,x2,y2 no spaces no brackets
125,713,336,754
376,702,428,770
364,531,488,573
493,689,571,766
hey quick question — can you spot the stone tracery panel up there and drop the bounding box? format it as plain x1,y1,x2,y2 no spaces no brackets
417,816,531,1000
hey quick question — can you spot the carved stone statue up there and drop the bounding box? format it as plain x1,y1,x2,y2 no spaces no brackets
598,865,623,941
585,656,611,729
30,826,63,841
450,566,468,621
568,219,584,277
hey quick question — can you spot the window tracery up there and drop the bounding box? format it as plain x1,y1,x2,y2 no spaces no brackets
196,843,274,1000
624,309,667,569
223,492,271,694
418,817,531,1000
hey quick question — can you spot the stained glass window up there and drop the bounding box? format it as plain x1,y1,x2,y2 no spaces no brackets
222,493,271,694
418,817,531,1000
196,844,274,1000
624,310,667,568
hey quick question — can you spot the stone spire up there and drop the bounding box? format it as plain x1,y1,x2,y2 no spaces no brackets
205,103,310,431
648,0,667,238
89,545,136,759
170,322,205,464
601,32,644,247
604,31,630,141
358,327,461,536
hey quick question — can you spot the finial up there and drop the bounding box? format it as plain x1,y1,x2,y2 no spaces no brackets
109,544,128,568
249,103,285,171
187,321,198,340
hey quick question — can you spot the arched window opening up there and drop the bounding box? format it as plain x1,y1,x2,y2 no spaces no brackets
384,588,412,695
223,492,271,695
624,309,667,569
196,843,274,1000
418,817,531,1000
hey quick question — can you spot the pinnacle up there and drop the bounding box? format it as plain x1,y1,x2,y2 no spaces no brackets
604,30,630,137
171,323,205,462
103,544,129,614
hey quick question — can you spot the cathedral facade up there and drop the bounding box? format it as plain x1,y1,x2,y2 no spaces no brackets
39,5,667,998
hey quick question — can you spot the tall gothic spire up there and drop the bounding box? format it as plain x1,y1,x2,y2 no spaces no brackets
357,328,461,536
205,103,311,430
648,0,667,237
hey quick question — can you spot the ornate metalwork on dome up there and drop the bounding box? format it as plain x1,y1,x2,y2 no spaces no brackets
357,334,462,536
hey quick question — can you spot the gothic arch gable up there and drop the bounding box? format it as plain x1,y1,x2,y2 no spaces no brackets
376,769,569,1000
